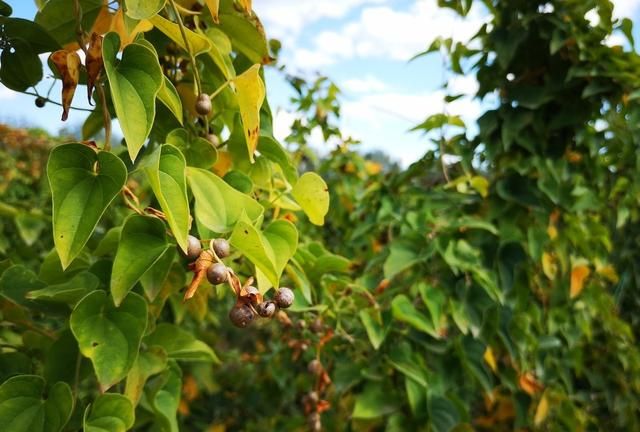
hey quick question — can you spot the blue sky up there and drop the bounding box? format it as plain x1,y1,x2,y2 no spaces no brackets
3,1,640,165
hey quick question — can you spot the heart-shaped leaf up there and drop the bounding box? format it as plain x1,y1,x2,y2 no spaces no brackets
47,144,127,269
145,323,219,363
103,32,163,161
0,39,42,91
229,216,297,290
140,247,176,302
291,172,329,226
186,167,263,233
0,375,73,432
83,393,134,432
234,64,264,162
142,145,190,253
111,215,170,306
70,290,147,391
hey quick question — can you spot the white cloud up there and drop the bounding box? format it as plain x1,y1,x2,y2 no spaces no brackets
341,75,387,93
448,74,478,95
611,0,640,19
283,0,487,68
254,0,386,48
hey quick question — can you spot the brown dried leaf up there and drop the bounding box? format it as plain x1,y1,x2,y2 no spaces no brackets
49,50,81,121
86,32,104,104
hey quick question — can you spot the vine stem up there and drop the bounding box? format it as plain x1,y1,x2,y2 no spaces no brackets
167,0,203,96
24,91,93,112
209,79,232,100
96,84,111,150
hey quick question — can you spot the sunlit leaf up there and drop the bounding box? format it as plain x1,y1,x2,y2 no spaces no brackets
291,172,329,226
83,393,134,432
234,64,265,162
49,50,81,121
47,144,127,269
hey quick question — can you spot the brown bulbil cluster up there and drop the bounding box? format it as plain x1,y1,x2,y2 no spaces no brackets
182,235,295,328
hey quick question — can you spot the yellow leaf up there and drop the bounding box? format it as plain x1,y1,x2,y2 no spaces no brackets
176,82,198,117
238,0,252,13
542,252,557,280
534,394,549,426
597,264,619,284
470,175,489,198
364,161,382,175
91,5,113,35
483,347,497,373
204,0,219,23
150,14,212,56
547,210,559,240
519,372,543,396
110,8,153,48
234,64,265,162
50,50,81,121
212,151,232,177
570,265,590,298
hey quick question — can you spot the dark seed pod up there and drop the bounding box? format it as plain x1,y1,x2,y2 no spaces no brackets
256,301,277,318
195,93,212,116
310,317,324,333
308,359,323,376
206,262,228,285
274,287,294,309
212,238,230,258
35,97,46,108
307,412,321,432
229,303,255,328
185,235,202,260
296,319,307,330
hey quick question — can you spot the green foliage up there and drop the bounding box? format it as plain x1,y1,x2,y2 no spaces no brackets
1,0,640,431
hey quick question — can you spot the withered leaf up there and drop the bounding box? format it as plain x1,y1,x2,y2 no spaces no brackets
50,49,81,121
86,32,104,104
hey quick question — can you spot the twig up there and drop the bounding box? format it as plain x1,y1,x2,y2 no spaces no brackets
96,84,111,151
168,0,203,96
25,91,93,112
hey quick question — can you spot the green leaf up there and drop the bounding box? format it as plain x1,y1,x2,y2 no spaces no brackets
204,27,235,79
111,215,170,306
391,294,438,337
428,396,460,432
0,39,42,91
145,323,219,363
0,1,12,16
70,290,147,391
187,167,263,233
0,17,60,53
291,172,329,226
35,0,102,46
405,377,426,417
150,14,212,56
140,248,176,302
166,128,217,169
157,76,183,125
217,0,271,65
229,217,297,290
388,342,428,387
0,375,73,432
124,0,166,19
257,136,298,185
14,213,47,246
142,145,190,253
27,271,99,306
125,346,168,406
359,308,389,350
103,32,163,161
352,382,399,419
147,361,182,432
83,393,134,432
0,265,45,307
47,143,127,269
417,283,445,331
384,242,421,279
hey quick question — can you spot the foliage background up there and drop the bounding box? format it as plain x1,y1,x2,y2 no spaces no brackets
1,0,640,431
